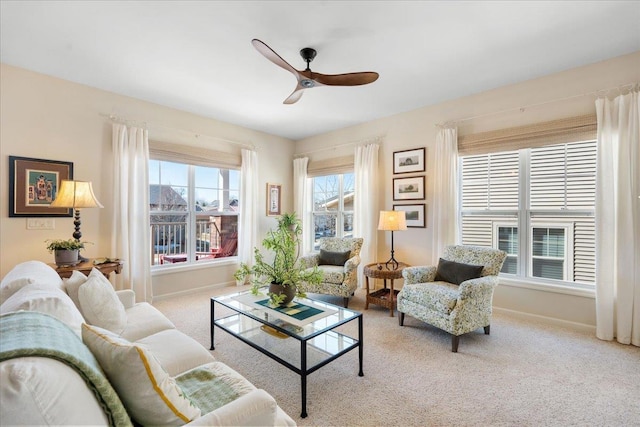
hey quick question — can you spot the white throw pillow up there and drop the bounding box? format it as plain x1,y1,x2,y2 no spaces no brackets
0,284,84,336
82,324,201,425
78,269,126,334
63,270,88,313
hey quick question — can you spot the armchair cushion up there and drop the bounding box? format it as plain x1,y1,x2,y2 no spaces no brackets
434,258,484,285
318,249,351,266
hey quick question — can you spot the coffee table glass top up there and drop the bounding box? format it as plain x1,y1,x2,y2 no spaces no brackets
213,289,360,340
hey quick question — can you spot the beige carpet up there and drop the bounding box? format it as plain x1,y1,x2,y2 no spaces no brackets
153,286,640,427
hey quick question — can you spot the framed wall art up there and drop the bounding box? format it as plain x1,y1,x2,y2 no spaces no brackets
393,147,425,174
266,183,282,216
393,175,425,201
393,204,426,228
8,156,74,217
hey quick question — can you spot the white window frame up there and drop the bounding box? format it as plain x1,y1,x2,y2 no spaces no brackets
459,141,595,290
528,222,574,282
493,221,518,276
149,159,240,269
310,172,354,250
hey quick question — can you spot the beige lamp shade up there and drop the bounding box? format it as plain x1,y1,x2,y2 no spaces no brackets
50,180,104,209
377,210,407,231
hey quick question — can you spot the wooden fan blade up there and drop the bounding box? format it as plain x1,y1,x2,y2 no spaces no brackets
313,71,379,86
283,84,305,104
251,39,301,79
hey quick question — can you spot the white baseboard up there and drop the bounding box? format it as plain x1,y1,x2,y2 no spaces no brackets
152,281,236,302
493,307,596,334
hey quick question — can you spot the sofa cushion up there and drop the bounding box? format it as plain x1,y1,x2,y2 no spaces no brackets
400,282,460,315
318,249,351,266
82,324,201,426
136,329,215,377
0,261,63,305
63,270,88,313
0,357,111,426
434,258,484,285
120,302,176,342
78,269,126,334
0,284,84,336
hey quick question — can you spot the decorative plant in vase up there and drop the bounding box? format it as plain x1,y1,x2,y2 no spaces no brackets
234,212,322,306
45,238,90,266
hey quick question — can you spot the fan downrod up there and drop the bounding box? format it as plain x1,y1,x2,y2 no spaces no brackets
300,47,316,70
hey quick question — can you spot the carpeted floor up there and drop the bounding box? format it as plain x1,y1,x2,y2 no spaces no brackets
153,286,640,427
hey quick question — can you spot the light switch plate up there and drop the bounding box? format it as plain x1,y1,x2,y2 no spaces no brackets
27,218,55,230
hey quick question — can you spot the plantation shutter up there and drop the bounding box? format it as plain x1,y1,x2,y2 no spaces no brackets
461,151,519,210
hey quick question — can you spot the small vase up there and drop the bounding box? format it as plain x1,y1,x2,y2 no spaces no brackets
55,249,79,266
268,282,296,306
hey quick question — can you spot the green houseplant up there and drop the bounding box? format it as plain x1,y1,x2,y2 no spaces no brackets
45,238,88,266
234,212,322,306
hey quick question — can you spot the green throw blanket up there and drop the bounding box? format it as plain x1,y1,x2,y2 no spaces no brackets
0,311,132,427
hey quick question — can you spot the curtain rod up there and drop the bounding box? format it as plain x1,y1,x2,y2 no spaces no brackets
437,82,638,128
295,134,384,157
100,113,256,150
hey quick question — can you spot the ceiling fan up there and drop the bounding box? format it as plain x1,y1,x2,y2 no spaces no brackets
251,39,379,104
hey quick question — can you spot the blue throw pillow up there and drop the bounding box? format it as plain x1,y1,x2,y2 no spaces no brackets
434,258,484,285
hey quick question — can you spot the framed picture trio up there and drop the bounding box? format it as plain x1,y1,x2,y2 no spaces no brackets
391,147,426,227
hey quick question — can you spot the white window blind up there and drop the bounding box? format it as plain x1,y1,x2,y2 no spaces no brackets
307,155,354,177
149,140,241,168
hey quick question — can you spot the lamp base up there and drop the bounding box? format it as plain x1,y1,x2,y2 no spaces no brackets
384,256,400,271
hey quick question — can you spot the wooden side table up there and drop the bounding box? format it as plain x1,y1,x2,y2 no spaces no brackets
49,258,123,279
364,262,409,317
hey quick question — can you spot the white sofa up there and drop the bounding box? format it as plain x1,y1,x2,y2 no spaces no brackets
0,260,296,426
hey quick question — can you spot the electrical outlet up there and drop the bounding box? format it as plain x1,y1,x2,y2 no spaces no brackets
27,218,55,230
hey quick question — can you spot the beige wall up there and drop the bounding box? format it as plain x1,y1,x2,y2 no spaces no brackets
295,51,640,328
0,64,295,296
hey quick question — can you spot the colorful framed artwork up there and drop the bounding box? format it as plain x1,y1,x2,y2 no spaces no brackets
393,204,426,228
266,183,282,216
393,175,425,201
393,147,425,174
8,156,74,217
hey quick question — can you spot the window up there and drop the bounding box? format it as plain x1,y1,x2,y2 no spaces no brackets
149,159,240,267
460,139,596,287
311,173,354,249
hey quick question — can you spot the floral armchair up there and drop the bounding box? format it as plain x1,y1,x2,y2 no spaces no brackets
397,245,506,352
298,237,364,308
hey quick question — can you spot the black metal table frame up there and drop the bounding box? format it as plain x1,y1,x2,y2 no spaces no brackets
210,296,364,418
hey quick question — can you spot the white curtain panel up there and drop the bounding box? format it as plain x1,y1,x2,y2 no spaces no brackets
111,123,152,302
354,144,379,286
595,88,640,346
238,149,258,280
293,157,312,255
432,127,459,264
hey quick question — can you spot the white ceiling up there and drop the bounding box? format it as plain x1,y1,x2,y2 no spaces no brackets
1,1,639,141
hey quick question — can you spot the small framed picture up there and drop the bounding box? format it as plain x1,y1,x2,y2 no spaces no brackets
393,147,425,174
266,183,281,216
393,204,426,228
8,156,74,217
393,175,425,201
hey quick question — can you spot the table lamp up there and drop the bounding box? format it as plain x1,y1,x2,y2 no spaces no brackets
378,210,407,270
50,180,103,261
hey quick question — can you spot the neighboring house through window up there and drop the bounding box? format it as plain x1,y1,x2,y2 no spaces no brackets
149,159,240,267
311,172,355,249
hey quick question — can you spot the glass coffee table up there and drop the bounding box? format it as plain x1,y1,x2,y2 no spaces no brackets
210,290,363,418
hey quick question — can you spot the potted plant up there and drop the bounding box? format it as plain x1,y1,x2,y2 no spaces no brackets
45,238,88,266
234,212,322,306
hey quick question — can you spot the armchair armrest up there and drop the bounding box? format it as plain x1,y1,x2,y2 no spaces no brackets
344,255,361,272
458,276,499,300
402,266,437,284
185,389,277,426
298,254,320,269
115,289,135,309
